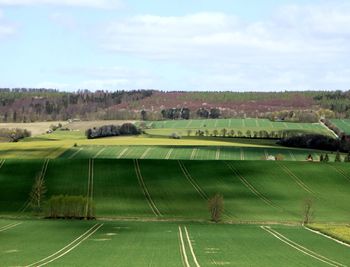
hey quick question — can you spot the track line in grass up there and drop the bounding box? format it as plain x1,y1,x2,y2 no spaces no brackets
179,161,236,220
255,119,259,127
93,147,106,159
165,148,174,159
178,161,208,200
328,165,350,183
215,148,220,160
240,148,244,160
277,163,315,195
133,159,162,216
25,223,103,267
225,162,279,209
184,226,201,267
303,225,350,248
242,119,246,127
117,148,128,159
228,119,232,128
178,226,190,267
0,222,22,232
85,159,94,218
68,148,83,159
261,226,345,267
186,120,192,128
190,148,198,160
0,159,5,169
19,159,50,214
140,147,152,159
289,151,297,161
264,149,268,159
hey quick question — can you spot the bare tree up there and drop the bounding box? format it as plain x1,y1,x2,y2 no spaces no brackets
302,198,314,225
29,173,47,213
208,194,224,223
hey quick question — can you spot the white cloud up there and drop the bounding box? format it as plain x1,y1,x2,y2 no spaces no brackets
0,0,122,8
96,4,350,90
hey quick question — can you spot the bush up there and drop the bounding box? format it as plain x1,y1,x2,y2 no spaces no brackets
46,195,95,219
0,128,31,142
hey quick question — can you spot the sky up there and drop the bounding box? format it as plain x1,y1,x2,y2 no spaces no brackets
0,0,350,91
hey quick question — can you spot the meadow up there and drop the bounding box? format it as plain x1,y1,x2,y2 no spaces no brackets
138,118,333,137
1,220,349,267
1,158,350,266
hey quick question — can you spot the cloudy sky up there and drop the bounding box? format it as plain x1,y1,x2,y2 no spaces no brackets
1,0,350,91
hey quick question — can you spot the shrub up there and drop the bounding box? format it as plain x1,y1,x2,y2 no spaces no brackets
46,195,95,219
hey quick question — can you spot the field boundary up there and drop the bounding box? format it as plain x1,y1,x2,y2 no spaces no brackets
133,159,162,216
0,222,22,232
25,223,103,267
261,226,344,267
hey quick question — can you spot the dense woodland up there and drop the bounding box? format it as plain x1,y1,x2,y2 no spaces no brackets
1,88,350,122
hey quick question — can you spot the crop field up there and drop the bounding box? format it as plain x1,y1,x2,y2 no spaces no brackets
138,118,333,137
1,220,350,267
330,119,350,135
59,145,339,161
1,159,350,222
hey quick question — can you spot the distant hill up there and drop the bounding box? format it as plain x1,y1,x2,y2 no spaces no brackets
0,88,349,122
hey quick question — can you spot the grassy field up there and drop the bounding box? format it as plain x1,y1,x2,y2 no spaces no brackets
1,219,349,267
138,118,333,137
1,159,350,222
59,144,340,161
330,119,350,135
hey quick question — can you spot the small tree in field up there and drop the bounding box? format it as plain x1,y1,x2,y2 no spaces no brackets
208,194,224,223
302,198,314,225
30,173,47,213
319,154,324,162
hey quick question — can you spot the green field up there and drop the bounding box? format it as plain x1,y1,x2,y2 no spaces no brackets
1,159,350,222
59,144,340,162
330,119,350,135
138,118,332,137
1,220,350,267
0,119,348,266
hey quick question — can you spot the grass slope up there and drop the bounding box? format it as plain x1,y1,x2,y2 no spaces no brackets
1,159,350,223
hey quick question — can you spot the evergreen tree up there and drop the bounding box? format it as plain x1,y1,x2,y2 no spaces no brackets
320,154,324,162
335,151,341,162
324,154,329,162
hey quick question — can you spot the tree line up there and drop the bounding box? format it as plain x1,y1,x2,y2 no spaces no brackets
85,123,141,139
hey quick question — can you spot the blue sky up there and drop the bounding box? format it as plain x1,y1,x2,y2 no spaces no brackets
0,0,349,91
